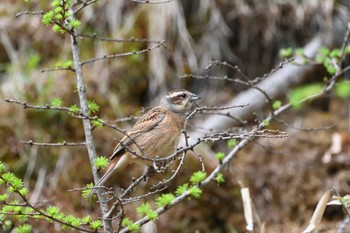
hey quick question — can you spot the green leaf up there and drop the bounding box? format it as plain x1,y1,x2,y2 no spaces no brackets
69,104,80,113
54,14,63,20
227,139,237,148
15,224,32,233
345,45,350,55
46,206,59,216
121,218,140,232
0,161,5,173
82,183,94,199
216,173,225,184
55,60,73,69
128,222,141,232
136,202,152,216
279,48,293,58
156,193,175,208
146,211,158,220
0,194,8,202
273,100,282,110
175,183,189,196
94,156,108,169
42,11,54,26
90,220,103,230
188,186,202,198
87,100,100,114
262,119,270,126
190,171,207,185
51,0,61,7
122,218,133,227
136,202,158,220
69,19,81,28
330,49,341,58
319,47,330,56
215,152,225,161
289,83,323,109
92,119,103,127
3,172,23,191
81,215,91,225
54,6,63,14
336,81,350,99
50,98,63,107
19,187,28,196
28,53,41,71
52,24,62,33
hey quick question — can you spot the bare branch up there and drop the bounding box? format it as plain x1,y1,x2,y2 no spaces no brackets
128,0,173,3
81,40,166,66
15,11,44,17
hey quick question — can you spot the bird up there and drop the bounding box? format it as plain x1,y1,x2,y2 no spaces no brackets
83,89,200,203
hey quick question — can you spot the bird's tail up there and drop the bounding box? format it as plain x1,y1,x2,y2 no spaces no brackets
82,156,128,205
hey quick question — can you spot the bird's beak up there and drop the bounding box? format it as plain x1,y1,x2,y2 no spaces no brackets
191,93,201,101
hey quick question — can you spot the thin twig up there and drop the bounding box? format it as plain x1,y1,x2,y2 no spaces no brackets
81,40,166,66
20,140,86,147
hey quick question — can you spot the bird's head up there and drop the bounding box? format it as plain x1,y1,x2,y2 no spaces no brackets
160,89,200,114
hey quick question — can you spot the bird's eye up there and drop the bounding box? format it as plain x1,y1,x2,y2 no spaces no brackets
179,93,187,98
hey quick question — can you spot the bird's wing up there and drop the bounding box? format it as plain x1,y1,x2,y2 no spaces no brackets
109,107,166,161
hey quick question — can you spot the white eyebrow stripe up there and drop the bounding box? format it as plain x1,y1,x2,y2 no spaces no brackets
168,91,186,98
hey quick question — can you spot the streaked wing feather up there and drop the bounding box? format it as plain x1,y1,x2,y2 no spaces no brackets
109,107,166,160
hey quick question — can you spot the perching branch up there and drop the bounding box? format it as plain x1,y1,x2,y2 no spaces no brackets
68,8,113,232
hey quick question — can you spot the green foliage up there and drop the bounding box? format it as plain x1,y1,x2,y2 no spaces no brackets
81,215,91,225
335,81,350,99
42,11,54,26
0,161,105,231
279,48,293,58
188,186,202,198
19,188,28,196
227,139,237,148
156,194,175,208
262,119,270,126
28,53,41,71
314,47,344,75
136,202,158,220
46,206,59,216
0,194,9,202
64,215,81,227
94,156,108,169
190,171,207,185
280,45,347,75
216,173,225,184
92,119,103,127
272,100,282,110
0,161,5,173
41,0,79,33
90,220,103,230
69,19,81,28
15,224,32,233
289,83,323,109
50,97,63,107
2,172,24,191
121,218,140,232
81,183,94,199
69,104,80,113
87,100,100,114
215,152,225,161
175,183,189,196
55,60,73,69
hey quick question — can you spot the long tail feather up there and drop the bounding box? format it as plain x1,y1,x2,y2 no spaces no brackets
82,156,128,205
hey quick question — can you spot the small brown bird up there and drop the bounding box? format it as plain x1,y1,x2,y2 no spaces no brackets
84,89,200,202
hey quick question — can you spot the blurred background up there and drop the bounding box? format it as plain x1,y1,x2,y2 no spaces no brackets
1,0,350,232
